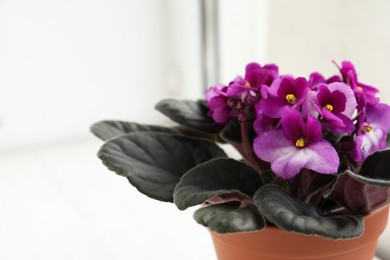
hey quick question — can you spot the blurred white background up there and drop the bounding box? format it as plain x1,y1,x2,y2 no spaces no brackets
0,0,203,152
0,0,389,259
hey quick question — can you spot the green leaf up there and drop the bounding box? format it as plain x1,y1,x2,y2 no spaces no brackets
220,119,242,143
174,158,264,210
155,99,223,134
193,203,265,233
253,184,363,239
98,132,227,202
326,171,390,214
350,149,390,187
328,150,390,214
290,170,337,204
219,119,245,154
91,120,176,141
387,132,390,147
220,119,259,156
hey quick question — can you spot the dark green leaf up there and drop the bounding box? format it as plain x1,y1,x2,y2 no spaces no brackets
193,203,265,233
290,170,337,204
98,132,227,202
91,120,176,141
174,158,263,210
220,119,242,143
351,149,390,187
326,171,390,214
155,99,223,134
326,150,390,214
220,119,259,157
387,132,390,147
254,184,363,239
171,126,222,142
219,119,245,155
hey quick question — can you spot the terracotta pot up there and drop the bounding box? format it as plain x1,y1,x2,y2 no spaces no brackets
210,206,389,260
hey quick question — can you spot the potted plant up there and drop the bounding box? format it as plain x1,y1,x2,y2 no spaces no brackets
91,61,390,260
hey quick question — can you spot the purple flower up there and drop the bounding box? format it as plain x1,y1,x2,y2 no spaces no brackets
340,61,379,106
307,72,341,90
307,72,326,90
244,62,279,88
227,62,279,99
253,108,339,179
205,84,232,124
253,103,279,135
352,103,390,162
302,73,343,118
206,62,279,123
313,82,357,133
260,76,308,118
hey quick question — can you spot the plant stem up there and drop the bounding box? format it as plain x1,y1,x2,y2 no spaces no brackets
240,121,266,183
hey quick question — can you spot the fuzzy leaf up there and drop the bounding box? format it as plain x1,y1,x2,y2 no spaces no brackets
91,120,220,143
98,132,227,202
291,171,337,204
174,158,263,210
219,119,245,155
326,150,390,214
220,119,242,143
220,119,261,159
351,149,390,187
193,203,265,233
254,184,363,239
91,120,177,141
326,172,390,214
387,132,390,147
155,99,223,134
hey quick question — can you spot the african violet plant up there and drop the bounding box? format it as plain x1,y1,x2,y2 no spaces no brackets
91,61,390,239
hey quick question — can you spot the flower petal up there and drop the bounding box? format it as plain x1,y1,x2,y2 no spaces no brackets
304,115,322,143
260,97,287,118
331,113,355,133
245,62,261,72
305,141,339,174
277,77,296,99
280,108,304,141
359,127,387,160
271,149,310,179
211,105,231,124
253,130,295,163
253,110,277,134
366,103,390,131
328,90,347,113
308,72,326,90
226,82,246,97
327,82,356,117
301,90,319,119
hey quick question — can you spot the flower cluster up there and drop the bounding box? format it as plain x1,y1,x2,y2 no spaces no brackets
206,61,390,180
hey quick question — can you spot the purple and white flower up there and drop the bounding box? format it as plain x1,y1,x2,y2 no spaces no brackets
340,61,379,106
313,82,356,133
253,108,339,179
352,103,390,162
260,76,308,118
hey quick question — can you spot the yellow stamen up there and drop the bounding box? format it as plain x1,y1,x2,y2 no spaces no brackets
245,82,251,87
295,138,305,148
325,104,334,112
357,86,363,91
286,94,297,104
363,125,373,133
